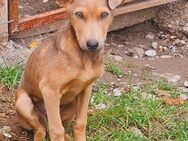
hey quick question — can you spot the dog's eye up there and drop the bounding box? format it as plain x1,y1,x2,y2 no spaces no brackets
75,12,84,19
101,12,109,19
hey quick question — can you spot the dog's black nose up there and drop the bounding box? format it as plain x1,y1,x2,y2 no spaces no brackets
86,40,99,50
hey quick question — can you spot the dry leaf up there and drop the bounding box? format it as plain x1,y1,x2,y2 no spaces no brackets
88,109,95,115
28,41,38,48
153,89,186,106
153,89,170,97
162,97,185,106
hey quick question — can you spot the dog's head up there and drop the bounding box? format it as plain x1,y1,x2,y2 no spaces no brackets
56,0,123,52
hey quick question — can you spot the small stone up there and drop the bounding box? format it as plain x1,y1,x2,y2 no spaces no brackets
146,33,155,40
18,5,23,9
180,40,186,45
144,64,155,71
110,82,115,85
183,24,188,36
3,133,12,138
159,45,163,50
134,47,144,58
43,0,48,2
184,81,188,88
145,50,157,57
118,75,123,78
92,84,99,92
126,49,134,57
108,55,123,62
117,79,121,82
139,45,145,48
119,82,128,87
118,44,124,48
175,39,186,46
132,86,140,91
95,103,107,110
163,46,168,51
180,94,188,101
178,87,188,93
158,32,166,39
174,53,184,58
134,55,139,59
3,126,11,132
113,89,122,97
129,126,144,136
160,55,172,59
151,42,158,49
170,36,177,39
0,126,12,138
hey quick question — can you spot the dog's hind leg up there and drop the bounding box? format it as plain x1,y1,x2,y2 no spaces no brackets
60,101,75,124
60,101,76,141
15,89,46,141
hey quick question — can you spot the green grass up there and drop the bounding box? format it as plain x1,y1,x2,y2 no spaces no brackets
105,60,124,76
87,81,188,141
0,63,23,88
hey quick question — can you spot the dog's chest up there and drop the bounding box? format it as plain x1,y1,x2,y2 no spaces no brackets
60,71,100,105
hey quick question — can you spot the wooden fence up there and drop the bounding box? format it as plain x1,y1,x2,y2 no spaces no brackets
0,0,8,42
1,0,178,39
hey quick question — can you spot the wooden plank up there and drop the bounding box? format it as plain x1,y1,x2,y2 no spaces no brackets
18,8,68,32
14,19,69,38
0,0,8,43
8,0,18,35
113,0,178,16
110,7,159,31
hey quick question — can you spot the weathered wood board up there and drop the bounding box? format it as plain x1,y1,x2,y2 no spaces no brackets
0,0,8,43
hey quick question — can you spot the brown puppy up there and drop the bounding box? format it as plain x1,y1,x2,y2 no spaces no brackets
15,0,122,141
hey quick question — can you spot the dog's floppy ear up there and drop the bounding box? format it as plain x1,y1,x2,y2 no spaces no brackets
56,0,73,7
108,0,123,9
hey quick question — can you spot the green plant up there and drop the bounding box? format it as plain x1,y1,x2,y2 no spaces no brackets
0,63,23,88
105,61,124,76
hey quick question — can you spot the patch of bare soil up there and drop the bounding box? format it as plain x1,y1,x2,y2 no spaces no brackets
0,86,33,141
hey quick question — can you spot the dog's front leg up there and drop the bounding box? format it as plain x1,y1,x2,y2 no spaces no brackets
74,84,93,141
40,84,65,141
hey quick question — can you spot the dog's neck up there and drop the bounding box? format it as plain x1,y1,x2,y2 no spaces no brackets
55,24,104,67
